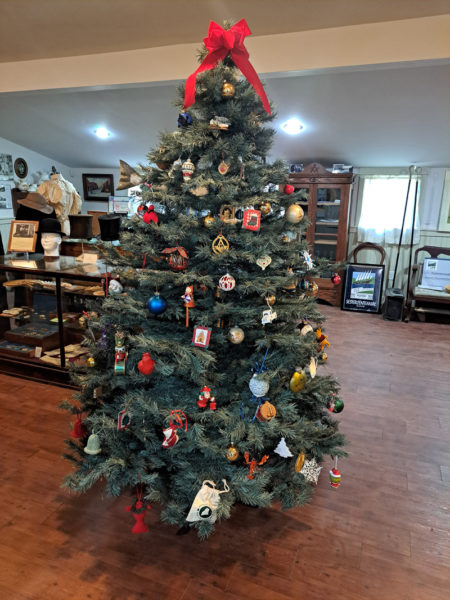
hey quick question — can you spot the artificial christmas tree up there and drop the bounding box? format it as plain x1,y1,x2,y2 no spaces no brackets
62,19,346,538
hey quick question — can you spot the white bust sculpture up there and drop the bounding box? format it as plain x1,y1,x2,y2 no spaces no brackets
41,232,62,257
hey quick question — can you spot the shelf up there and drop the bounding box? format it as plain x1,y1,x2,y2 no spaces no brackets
316,220,339,226
314,240,338,245
317,202,341,206
315,232,338,237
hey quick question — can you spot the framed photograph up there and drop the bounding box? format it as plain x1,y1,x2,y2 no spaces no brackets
192,326,212,349
0,181,13,210
14,157,28,179
438,169,450,232
82,173,114,201
219,204,237,224
342,264,385,313
7,220,39,253
0,153,13,179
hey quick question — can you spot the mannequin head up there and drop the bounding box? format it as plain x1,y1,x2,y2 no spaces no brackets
41,232,62,257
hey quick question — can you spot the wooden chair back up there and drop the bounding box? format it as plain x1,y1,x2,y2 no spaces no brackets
350,242,386,265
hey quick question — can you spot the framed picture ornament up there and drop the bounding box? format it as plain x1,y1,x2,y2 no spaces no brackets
342,264,385,313
192,326,212,348
243,209,261,231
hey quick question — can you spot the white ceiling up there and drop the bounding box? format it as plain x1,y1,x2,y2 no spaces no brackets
0,61,448,169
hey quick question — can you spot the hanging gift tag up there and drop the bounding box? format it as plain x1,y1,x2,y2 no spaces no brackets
243,209,261,231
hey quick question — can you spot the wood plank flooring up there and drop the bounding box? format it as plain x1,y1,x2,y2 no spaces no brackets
0,306,449,600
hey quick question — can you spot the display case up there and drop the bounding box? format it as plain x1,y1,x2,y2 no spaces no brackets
0,255,105,386
289,162,354,305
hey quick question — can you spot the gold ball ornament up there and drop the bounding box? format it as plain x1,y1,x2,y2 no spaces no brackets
286,204,304,224
87,357,96,368
203,214,214,228
226,444,240,461
222,81,235,98
259,201,271,215
266,294,276,306
295,452,306,473
228,326,245,344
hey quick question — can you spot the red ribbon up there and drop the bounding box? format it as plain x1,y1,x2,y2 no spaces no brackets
184,19,271,115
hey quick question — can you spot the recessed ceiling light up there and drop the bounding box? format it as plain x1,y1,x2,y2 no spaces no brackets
94,126,111,139
281,118,304,135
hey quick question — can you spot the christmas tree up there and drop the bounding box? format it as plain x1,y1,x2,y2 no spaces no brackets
62,20,346,538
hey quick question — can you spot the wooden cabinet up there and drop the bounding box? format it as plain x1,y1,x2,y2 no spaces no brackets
289,162,353,306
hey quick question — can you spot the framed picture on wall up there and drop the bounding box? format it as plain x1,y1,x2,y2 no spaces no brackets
82,173,114,201
342,264,385,313
438,169,450,232
0,154,13,179
7,220,39,253
0,181,13,210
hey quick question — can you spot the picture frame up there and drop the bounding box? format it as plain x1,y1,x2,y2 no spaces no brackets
0,180,13,210
0,153,13,179
219,204,238,224
82,173,114,201
192,326,212,349
7,220,39,253
342,264,385,313
14,157,28,179
437,169,450,232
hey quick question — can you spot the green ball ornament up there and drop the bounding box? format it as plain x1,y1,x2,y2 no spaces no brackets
329,396,344,413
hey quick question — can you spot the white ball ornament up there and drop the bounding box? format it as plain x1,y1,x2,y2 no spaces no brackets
219,273,236,291
249,374,269,398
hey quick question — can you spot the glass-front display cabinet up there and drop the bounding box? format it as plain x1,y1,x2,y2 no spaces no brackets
289,163,354,305
0,255,105,386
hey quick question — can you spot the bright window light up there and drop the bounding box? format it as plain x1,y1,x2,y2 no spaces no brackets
281,118,304,135
94,126,111,139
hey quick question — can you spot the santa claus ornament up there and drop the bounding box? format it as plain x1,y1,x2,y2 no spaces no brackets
197,386,216,410
162,410,187,449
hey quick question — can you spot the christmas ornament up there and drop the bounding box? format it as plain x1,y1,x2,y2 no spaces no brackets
126,489,151,534
284,183,295,195
147,292,168,315
295,452,306,472
290,368,307,393
226,444,240,461
303,249,314,270
283,267,297,290
192,325,212,348
249,374,269,398
259,201,271,215
298,322,313,336
329,458,341,488
142,204,159,224
266,294,276,306
162,410,187,449
181,285,195,327
311,282,319,294
84,433,101,455
255,400,276,422
331,273,342,285
219,273,235,291
108,277,123,294
86,357,95,368
114,329,128,375
181,158,195,181
222,81,235,97
309,357,318,379
71,414,87,439
203,214,214,227
321,352,328,362
274,437,293,458
286,203,304,223
117,160,143,190
137,352,155,375
210,116,231,130
212,233,230,255
243,209,261,231
190,185,208,197
177,112,192,127
261,307,277,325
184,19,271,115
328,394,344,413
316,328,330,352
161,246,188,271
197,386,216,410
256,255,271,270
300,458,322,484
228,326,245,344
186,479,230,523
168,158,183,178
281,234,291,243
117,409,132,431
218,159,230,174
244,453,269,479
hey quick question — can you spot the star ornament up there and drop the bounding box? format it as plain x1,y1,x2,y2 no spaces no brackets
300,458,322,484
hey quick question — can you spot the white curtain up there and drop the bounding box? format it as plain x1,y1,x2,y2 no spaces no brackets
357,176,420,245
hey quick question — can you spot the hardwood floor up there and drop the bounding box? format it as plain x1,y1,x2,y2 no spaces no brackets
0,306,449,600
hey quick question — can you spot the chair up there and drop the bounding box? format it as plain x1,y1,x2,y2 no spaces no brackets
350,242,386,265
405,246,450,322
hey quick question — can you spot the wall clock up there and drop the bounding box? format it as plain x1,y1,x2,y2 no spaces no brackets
14,157,28,179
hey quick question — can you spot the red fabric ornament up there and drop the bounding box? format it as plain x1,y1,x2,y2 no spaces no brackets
284,184,295,195
184,20,271,115
71,414,87,439
142,205,159,224
126,488,151,534
137,352,155,375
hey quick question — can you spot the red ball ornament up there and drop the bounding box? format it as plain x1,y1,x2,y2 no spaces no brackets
137,352,155,375
331,273,341,285
284,183,295,195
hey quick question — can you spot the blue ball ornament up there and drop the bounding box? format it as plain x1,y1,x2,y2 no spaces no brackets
147,292,168,315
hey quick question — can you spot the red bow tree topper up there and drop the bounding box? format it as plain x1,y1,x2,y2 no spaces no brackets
184,19,271,116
